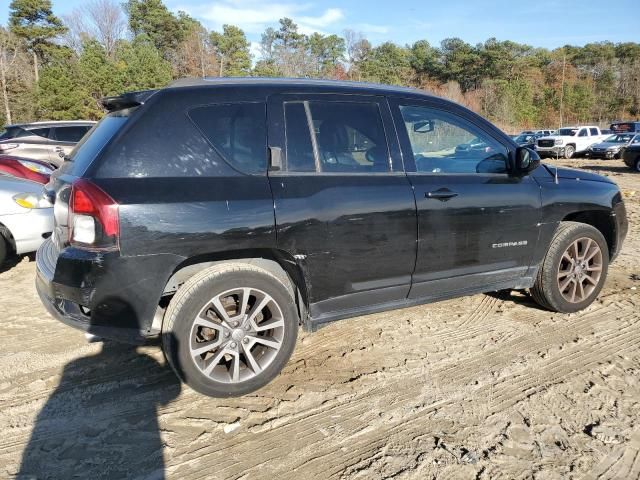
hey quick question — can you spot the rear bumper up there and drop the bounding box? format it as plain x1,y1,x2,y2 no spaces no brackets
35,238,170,344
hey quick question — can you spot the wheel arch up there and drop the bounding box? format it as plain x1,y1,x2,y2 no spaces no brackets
158,248,310,329
561,210,617,259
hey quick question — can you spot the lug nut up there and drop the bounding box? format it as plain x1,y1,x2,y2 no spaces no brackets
224,332,230,338
230,342,237,348
243,337,250,344
232,321,239,328
244,324,250,331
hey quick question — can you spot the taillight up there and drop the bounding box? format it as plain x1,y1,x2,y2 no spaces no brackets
69,179,119,250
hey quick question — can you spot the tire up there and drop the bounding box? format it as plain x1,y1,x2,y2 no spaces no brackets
564,145,575,159
635,157,640,172
530,222,609,313
0,235,6,266
162,263,299,397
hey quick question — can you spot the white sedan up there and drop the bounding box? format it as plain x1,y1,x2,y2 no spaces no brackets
0,176,53,265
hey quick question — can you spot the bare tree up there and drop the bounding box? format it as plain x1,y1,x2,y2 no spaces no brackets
174,26,218,78
63,0,126,58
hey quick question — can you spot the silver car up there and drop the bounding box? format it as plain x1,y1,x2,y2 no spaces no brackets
0,176,53,265
588,133,640,159
0,121,95,167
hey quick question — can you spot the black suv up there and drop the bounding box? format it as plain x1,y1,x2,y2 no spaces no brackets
36,78,628,397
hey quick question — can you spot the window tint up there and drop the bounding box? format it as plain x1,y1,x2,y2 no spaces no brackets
284,102,316,172
54,126,89,142
589,128,599,136
67,112,130,176
284,101,389,173
399,105,508,174
312,102,389,172
189,102,266,174
578,129,588,137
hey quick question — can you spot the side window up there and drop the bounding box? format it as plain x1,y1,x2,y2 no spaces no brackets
284,100,390,173
578,129,588,137
284,102,316,172
398,105,508,174
24,127,50,139
311,102,389,172
589,128,599,136
54,126,89,143
189,102,266,174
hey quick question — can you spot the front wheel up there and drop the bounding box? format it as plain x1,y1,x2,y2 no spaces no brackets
635,158,640,172
162,264,299,397
564,145,575,159
530,222,609,313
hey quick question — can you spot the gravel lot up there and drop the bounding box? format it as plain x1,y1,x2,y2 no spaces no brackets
1,158,638,480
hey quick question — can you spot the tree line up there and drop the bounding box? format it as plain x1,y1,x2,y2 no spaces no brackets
1,0,639,131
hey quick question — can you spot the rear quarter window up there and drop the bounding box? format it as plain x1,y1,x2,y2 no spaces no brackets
188,102,267,174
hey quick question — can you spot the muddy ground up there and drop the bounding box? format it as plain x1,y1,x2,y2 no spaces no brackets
0,158,638,480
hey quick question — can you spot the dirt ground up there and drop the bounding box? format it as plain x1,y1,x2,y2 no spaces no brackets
0,158,638,480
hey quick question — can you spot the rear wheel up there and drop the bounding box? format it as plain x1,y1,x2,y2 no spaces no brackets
635,157,640,172
564,145,575,159
531,222,609,313
162,264,299,397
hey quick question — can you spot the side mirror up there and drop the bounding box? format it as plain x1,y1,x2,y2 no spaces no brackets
413,120,434,133
515,146,540,174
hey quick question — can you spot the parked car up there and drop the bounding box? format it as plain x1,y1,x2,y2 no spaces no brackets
0,176,53,265
520,129,555,137
0,121,95,167
623,143,640,172
36,78,628,397
535,126,608,158
587,133,640,159
512,133,538,148
0,155,54,184
610,121,640,134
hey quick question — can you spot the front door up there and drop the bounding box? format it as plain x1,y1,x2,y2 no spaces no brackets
267,94,417,321
390,99,542,299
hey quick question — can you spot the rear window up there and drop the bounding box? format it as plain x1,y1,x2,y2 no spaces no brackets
188,102,266,174
66,111,132,176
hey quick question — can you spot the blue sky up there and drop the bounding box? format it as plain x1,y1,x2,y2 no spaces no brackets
2,0,639,53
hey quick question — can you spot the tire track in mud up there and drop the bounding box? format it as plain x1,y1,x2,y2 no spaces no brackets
584,430,640,480
160,304,638,480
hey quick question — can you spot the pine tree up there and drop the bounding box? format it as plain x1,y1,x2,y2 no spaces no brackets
8,0,66,83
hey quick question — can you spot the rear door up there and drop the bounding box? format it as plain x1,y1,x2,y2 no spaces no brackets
390,98,541,299
267,94,417,321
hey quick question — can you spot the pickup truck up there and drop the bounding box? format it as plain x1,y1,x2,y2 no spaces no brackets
535,126,609,159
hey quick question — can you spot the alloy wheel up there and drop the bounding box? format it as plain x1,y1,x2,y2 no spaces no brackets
557,237,603,303
189,287,285,383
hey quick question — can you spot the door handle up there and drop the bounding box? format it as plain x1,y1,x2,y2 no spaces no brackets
54,146,64,152
425,189,458,201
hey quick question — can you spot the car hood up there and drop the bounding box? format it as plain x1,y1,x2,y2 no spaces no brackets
590,142,624,149
543,165,615,184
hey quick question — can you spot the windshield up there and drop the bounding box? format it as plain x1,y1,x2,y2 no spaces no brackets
558,128,578,136
604,134,633,143
514,134,531,142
